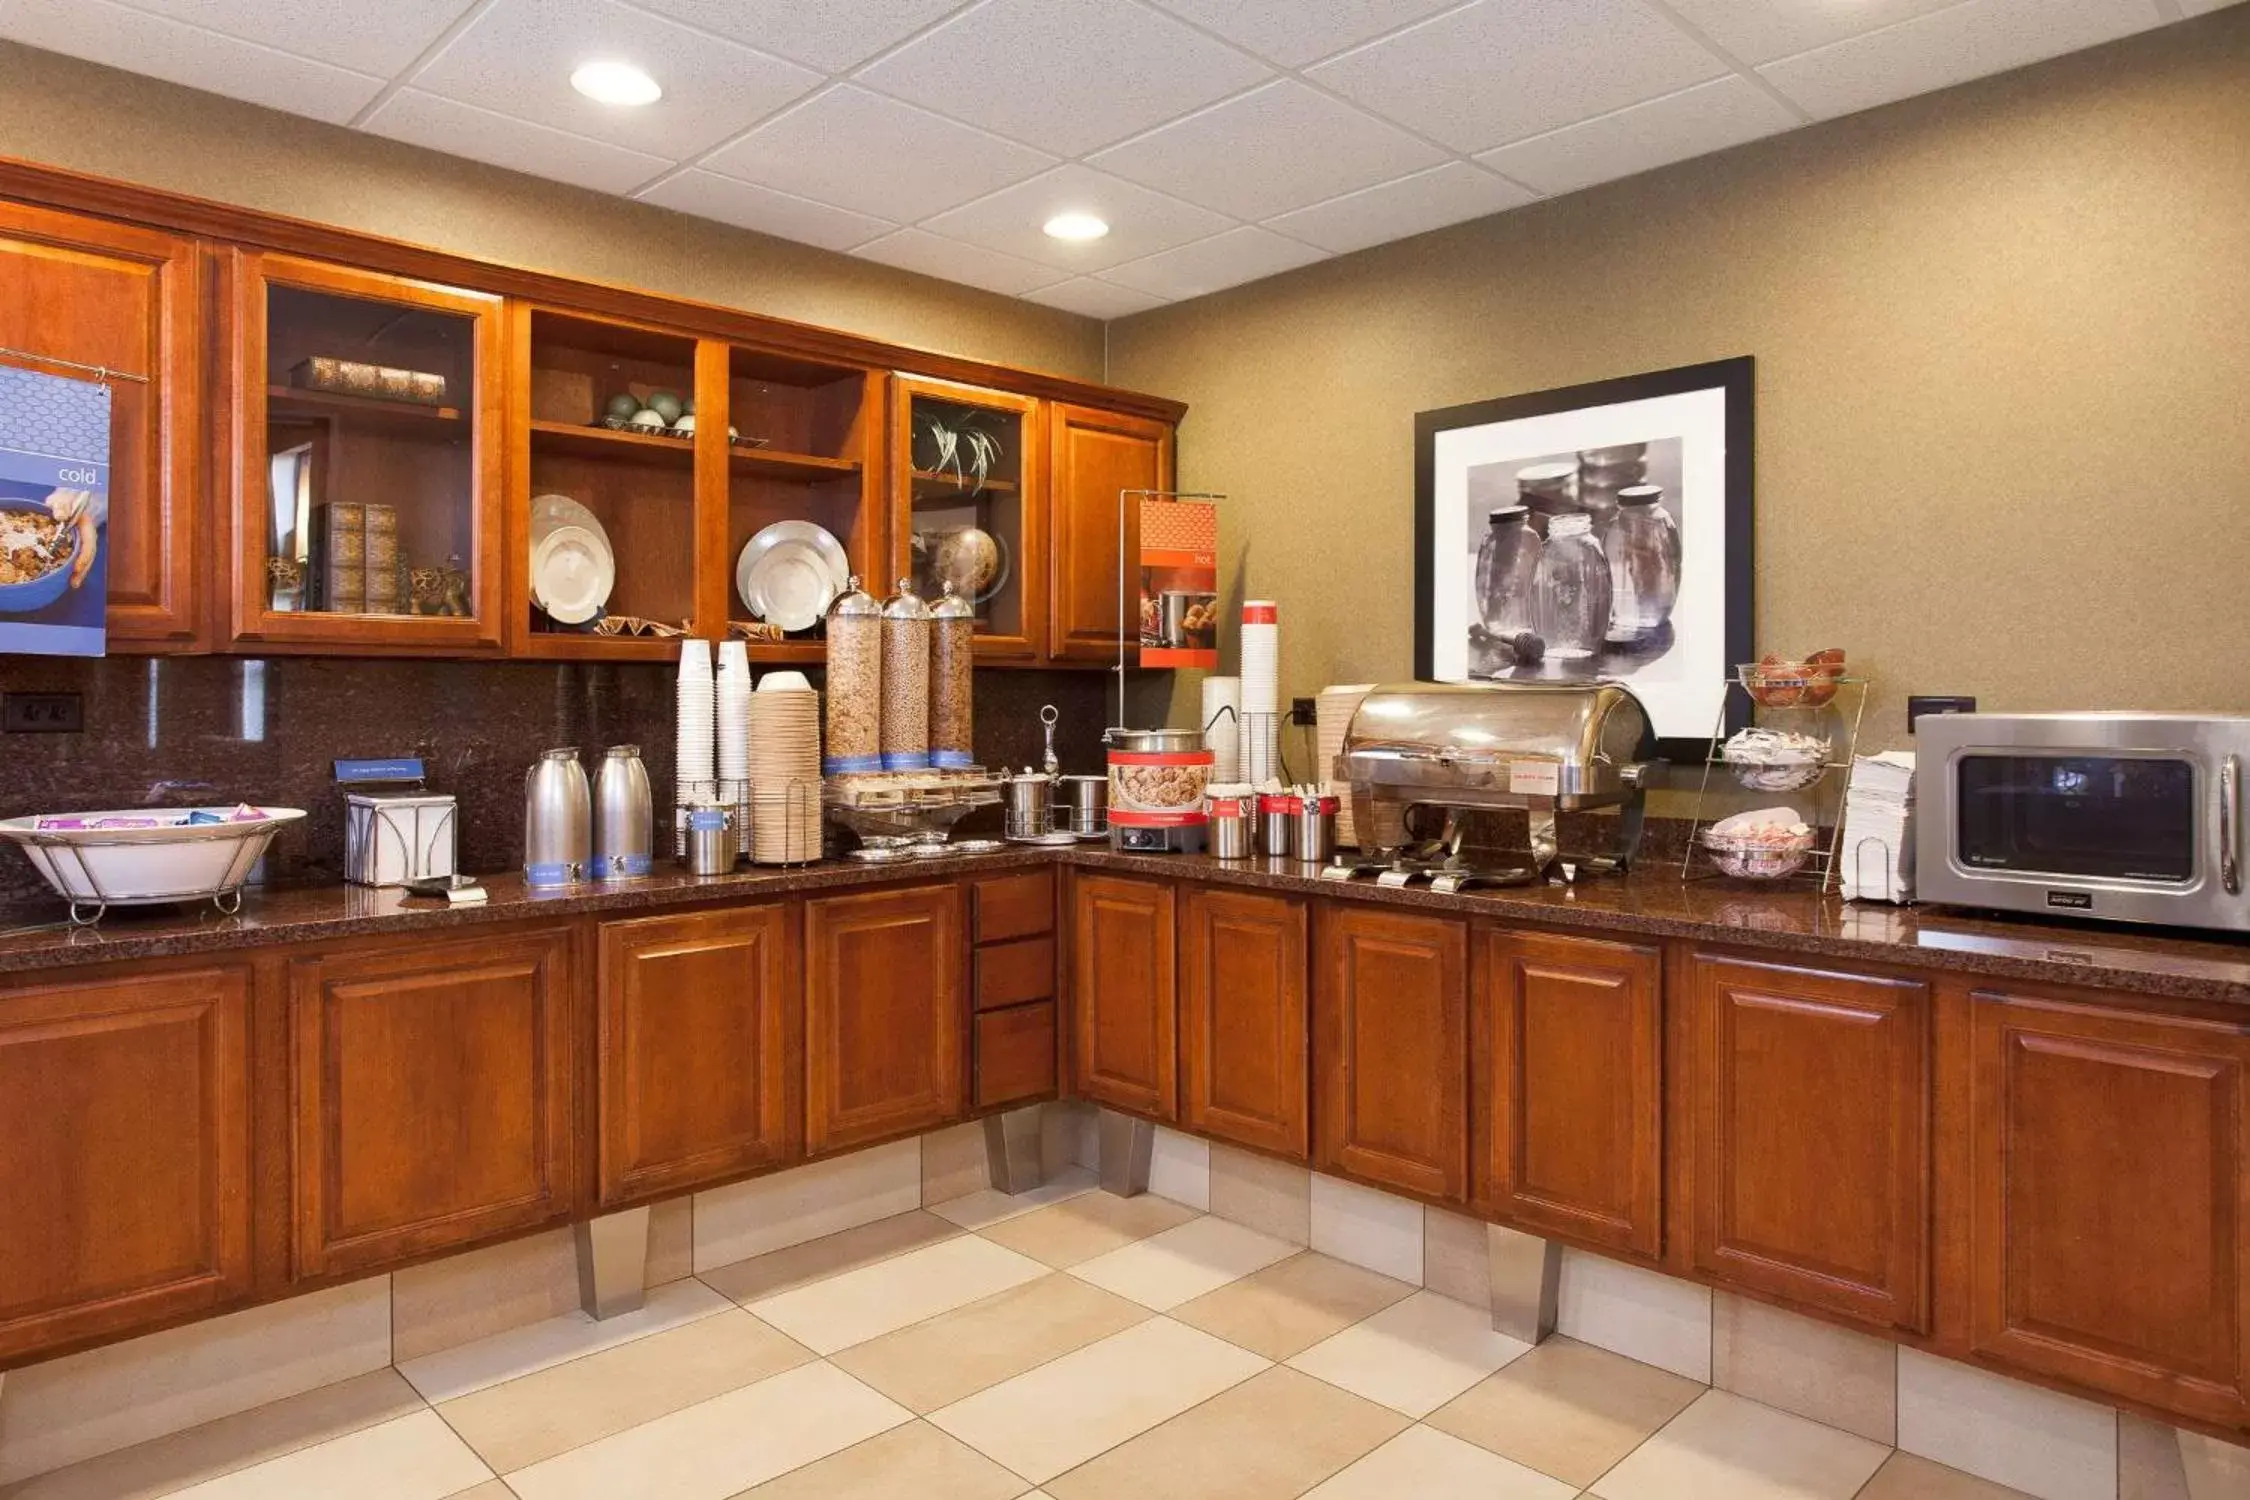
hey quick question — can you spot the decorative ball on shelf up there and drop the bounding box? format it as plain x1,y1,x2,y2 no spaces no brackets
603,392,640,421
933,526,1001,597
647,389,685,424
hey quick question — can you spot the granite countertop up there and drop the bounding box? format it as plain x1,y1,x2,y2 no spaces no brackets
6,844,2250,1007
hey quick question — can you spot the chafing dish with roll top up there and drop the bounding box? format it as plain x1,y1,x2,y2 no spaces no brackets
1326,681,1658,891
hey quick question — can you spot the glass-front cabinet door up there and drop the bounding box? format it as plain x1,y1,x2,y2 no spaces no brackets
231,251,501,651
889,376,1041,661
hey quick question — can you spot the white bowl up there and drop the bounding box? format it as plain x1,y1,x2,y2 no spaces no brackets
0,807,305,916
758,671,814,693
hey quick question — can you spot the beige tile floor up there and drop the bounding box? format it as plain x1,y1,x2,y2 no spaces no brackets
1,1183,2041,1500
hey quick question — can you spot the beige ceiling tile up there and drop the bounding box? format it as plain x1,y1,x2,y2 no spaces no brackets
856,0,1271,156
1476,76,1798,196
1090,80,1442,221
365,90,674,196
0,0,385,123
1265,162,1536,255
637,170,896,251
703,85,1053,222
627,0,966,72
1307,0,1728,153
410,0,821,158
1144,0,1462,68
1756,0,2166,121
1098,227,1328,302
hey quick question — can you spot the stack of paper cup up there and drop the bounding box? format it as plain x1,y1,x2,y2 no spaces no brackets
675,641,716,859
1200,676,1241,782
716,641,752,783
1239,601,1280,785
1316,683,1377,845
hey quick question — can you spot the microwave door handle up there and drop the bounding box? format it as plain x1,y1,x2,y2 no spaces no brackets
2223,754,2242,896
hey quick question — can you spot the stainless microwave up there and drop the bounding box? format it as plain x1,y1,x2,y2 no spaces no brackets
1916,713,2246,932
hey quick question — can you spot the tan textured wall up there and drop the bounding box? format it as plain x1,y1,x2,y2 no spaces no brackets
1110,12,2250,750
0,41,1102,381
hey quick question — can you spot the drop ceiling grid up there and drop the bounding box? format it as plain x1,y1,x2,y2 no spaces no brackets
0,0,2203,311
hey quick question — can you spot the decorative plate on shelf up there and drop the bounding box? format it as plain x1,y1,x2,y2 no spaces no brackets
531,525,614,625
736,520,849,632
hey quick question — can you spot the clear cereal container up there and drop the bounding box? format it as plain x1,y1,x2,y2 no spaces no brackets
879,579,931,772
822,577,882,775
930,582,975,770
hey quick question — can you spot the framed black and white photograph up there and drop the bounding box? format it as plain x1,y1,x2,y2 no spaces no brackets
1414,357,1753,756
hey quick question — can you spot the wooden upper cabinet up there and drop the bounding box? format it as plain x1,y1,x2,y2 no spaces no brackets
1048,402,1173,664
0,964,251,1362
1314,905,1469,1202
1683,953,1931,1332
1071,873,1178,1120
1960,987,2250,1424
1475,927,1661,1259
890,376,1044,662
596,905,800,1205
805,884,966,1152
227,250,504,653
290,927,575,1278
1180,886,1308,1159
0,202,204,649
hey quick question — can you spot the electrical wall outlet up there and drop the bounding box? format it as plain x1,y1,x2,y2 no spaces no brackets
2,692,83,733
1288,696,1316,726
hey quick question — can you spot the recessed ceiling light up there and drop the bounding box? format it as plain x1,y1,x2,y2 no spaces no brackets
571,60,662,107
1043,212,1110,242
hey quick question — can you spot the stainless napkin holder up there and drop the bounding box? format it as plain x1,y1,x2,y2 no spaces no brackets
345,791,458,888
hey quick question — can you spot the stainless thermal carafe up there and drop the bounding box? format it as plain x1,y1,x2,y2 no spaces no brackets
593,744,653,880
525,747,591,888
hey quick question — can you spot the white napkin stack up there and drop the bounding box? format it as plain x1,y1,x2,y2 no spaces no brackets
1841,751,1916,903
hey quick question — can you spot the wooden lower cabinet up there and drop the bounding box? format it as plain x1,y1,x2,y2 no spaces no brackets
1683,953,1931,1331
1180,886,1308,1158
1475,927,1661,1258
1314,905,1469,1201
0,964,252,1361
805,885,965,1152
290,928,576,1279
596,905,799,1205
975,1002,1059,1109
1960,987,2250,1424
1071,873,1178,1120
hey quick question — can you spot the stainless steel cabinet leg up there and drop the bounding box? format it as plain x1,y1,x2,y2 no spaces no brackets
575,1205,652,1320
983,1107,1047,1194
1098,1110,1155,1197
1487,1224,1561,1345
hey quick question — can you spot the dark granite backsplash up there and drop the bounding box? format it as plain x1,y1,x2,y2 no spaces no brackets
0,655,1110,915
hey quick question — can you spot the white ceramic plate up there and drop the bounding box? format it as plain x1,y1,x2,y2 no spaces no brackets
532,525,614,624
737,521,848,632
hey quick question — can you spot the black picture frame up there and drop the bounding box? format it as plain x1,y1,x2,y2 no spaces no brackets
1413,355,1754,763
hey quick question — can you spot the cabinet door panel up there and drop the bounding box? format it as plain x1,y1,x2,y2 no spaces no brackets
1687,954,1930,1331
597,905,799,1205
1048,403,1172,663
1070,874,1177,1119
1181,887,1308,1158
292,928,574,1277
0,966,250,1360
1314,905,1469,1201
1476,927,1660,1257
1966,990,2250,1424
805,884,965,1152
0,202,203,648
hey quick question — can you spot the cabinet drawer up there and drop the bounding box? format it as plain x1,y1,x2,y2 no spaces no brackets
976,1002,1058,1109
974,870,1055,944
975,936,1056,1011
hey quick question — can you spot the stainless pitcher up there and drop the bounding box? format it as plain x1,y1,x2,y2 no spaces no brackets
525,747,591,888
593,745,653,881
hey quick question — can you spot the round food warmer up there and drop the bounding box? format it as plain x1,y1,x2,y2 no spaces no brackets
1104,728,1214,853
